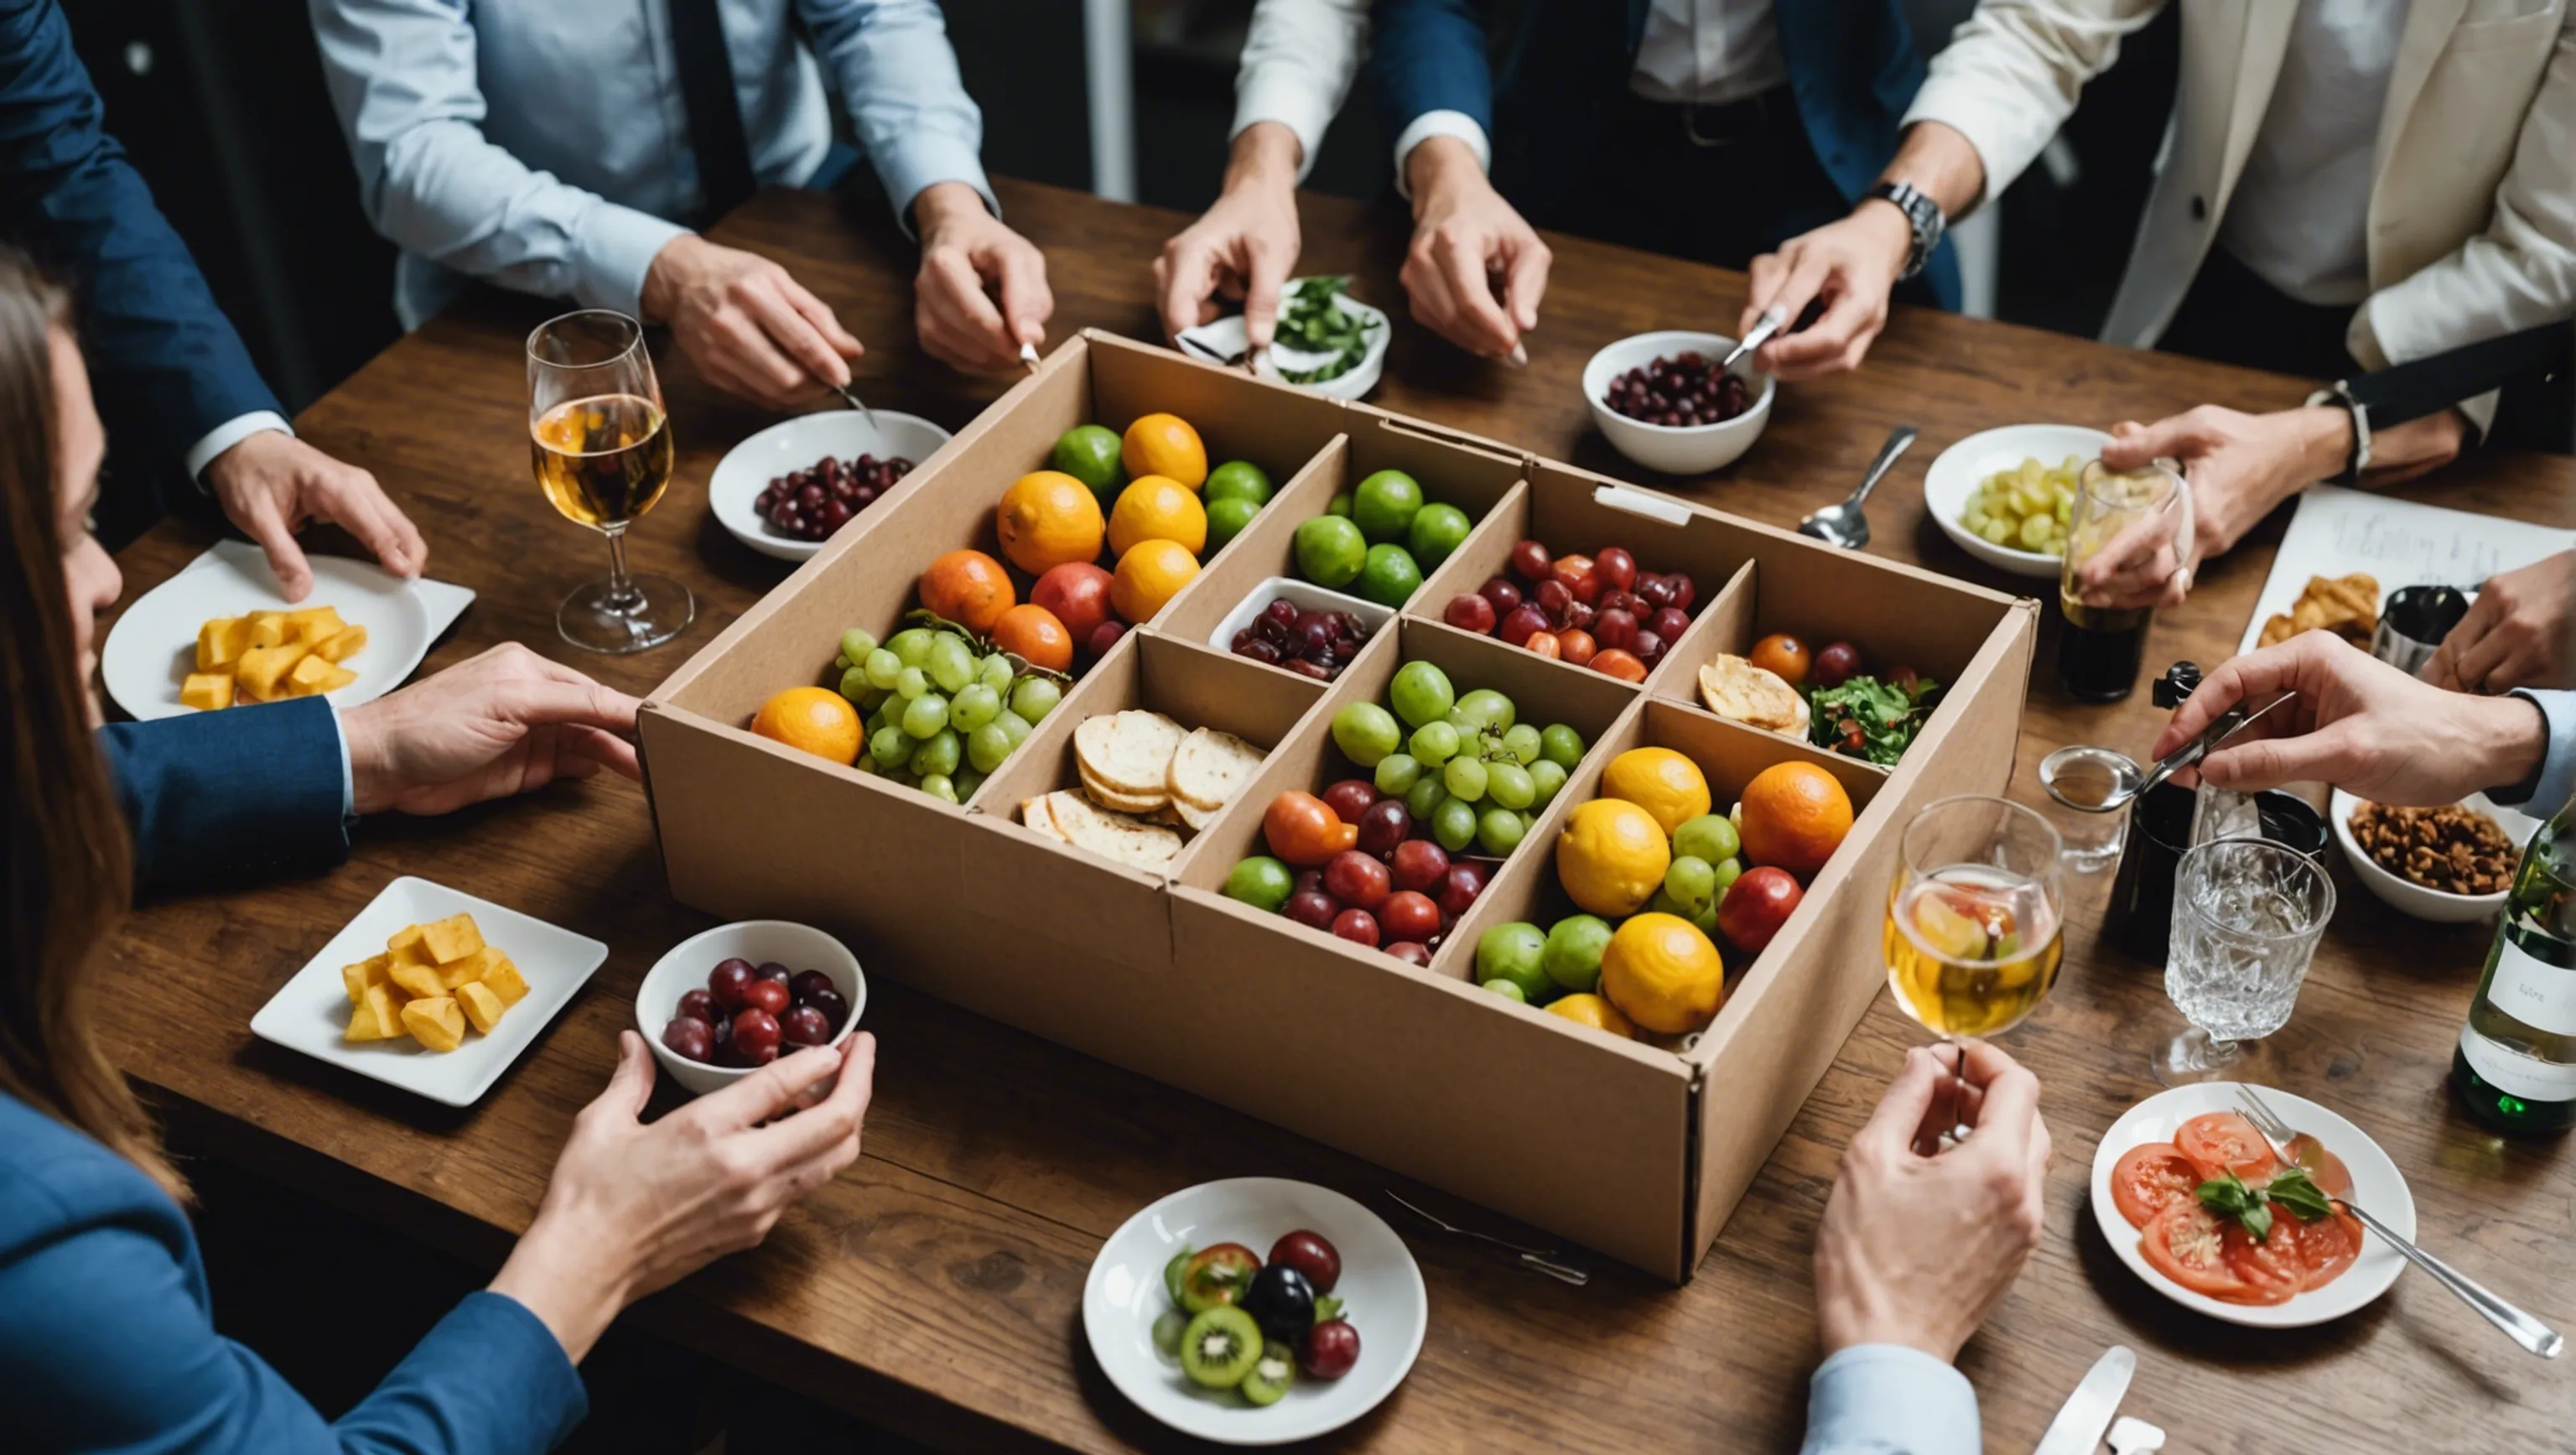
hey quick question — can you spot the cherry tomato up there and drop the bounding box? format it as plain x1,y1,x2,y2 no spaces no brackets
1748,632,1810,686
1265,792,1358,866
1556,629,1598,667
1590,648,1648,683
2111,1142,2202,1229
2138,1202,2252,1302
1524,629,1562,660
1553,554,1598,605
2175,1112,2282,1184
1180,1243,1262,1313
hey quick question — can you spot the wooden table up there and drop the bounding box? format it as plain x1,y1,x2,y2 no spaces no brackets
103,179,2576,1454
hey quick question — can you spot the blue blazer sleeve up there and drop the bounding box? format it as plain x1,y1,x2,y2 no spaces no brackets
0,0,281,479
99,697,351,894
1367,0,1496,137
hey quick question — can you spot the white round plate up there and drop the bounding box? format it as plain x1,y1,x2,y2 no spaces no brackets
2329,788,2537,924
708,410,953,563
1083,1177,1426,1446
2090,1082,2412,1327
1921,424,2111,579
101,546,434,721
1177,281,1390,401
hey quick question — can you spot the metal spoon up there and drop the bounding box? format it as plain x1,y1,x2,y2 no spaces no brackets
1798,424,1919,549
827,382,880,432
1722,307,1784,370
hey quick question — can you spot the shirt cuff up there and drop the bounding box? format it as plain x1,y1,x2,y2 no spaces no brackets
571,204,693,320
875,136,1000,241
1799,1345,1981,1455
329,701,357,824
2500,690,2576,814
1391,110,1492,201
185,412,293,484
1233,78,1337,184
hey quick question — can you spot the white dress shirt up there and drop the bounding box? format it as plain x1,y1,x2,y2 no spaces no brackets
2217,0,2407,307
311,0,997,329
1230,0,1370,182
1631,0,1788,107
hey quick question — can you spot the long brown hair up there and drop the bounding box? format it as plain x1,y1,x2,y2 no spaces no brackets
0,247,180,1201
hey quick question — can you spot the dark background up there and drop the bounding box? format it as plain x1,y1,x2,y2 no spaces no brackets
58,0,2185,418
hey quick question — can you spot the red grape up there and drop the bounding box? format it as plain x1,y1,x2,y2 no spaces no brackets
1380,890,1440,943
1635,574,1677,611
1358,799,1412,856
1593,608,1638,651
1498,604,1550,647
1323,850,1392,911
1293,869,1327,898
1301,1317,1360,1379
1666,573,1696,611
1389,838,1449,891
709,960,756,1011
1285,890,1340,929
1594,547,1637,591
802,985,849,1034
732,1008,782,1065
1087,620,1127,656
662,1016,714,1063
1330,908,1380,948
1632,629,1665,667
754,961,791,985
742,978,790,1017
1443,593,1498,635
780,1005,832,1047
1478,577,1522,616
1647,606,1691,643
1436,861,1486,917
677,988,719,1026
1813,641,1865,688
1509,538,1552,582
1534,578,1572,622
1322,778,1379,824
1596,588,1637,619
1270,1230,1343,1293
788,969,834,1006
1384,940,1431,966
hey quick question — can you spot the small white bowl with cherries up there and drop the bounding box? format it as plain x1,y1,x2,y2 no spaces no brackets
637,920,865,1096
1583,330,1773,475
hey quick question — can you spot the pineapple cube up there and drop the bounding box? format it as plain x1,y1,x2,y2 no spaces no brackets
388,961,446,1000
235,642,309,699
284,606,344,643
479,952,529,1006
314,625,368,663
346,984,405,1042
179,673,236,712
195,616,251,671
387,923,433,966
420,914,485,964
340,953,392,1004
434,945,493,990
286,653,356,697
247,612,290,649
399,995,466,1052
455,980,506,1034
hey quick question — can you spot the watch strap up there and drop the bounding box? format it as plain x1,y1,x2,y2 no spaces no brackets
1866,181,1942,283
2304,383,2371,486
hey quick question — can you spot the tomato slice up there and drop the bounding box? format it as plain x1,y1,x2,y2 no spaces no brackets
2219,1219,2305,1305
2111,1143,2203,1229
1179,1243,1262,1313
2139,1202,2254,1301
2286,1132,2354,1199
2174,1112,2282,1184
2291,1205,2366,1290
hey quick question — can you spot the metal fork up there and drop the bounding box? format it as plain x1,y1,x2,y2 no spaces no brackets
2235,1086,2563,1358
1384,1192,1590,1286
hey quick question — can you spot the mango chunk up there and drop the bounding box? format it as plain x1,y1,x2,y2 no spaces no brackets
314,625,368,663
434,945,494,990
180,673,236,711
286,653,356,697
196,616,250,672
236,642,309,699
399,995,466,1052
285,606,345,643
420,913,485,964
247,612,290,649
346,984,405,1042
340,953,392,1005
388,961,446,1000
479,952,530,1006
386,924,432,966
455,980,506,1034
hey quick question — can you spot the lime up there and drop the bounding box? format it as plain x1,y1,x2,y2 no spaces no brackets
1294,514,1368,589
1407,502,1472,569
1204,460,1273,507
1204,495,1260,555
1051,424,1125,505
1351,470,1425,543
1674,813,1741,866
1483,978,1528,1004
1476,922,1550,1000
1326,491,1353,517
1541,914,1613,993
1354,542,1424,606
1223,856,1296,913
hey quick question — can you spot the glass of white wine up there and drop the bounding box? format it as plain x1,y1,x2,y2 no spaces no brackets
527,310,693,653
1883,796,2067,1130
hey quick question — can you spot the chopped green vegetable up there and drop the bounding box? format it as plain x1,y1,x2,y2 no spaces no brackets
2262,1167,2334,1224
1273,277,1380,384
1807,671,1941,766
2197,1170,2273,1242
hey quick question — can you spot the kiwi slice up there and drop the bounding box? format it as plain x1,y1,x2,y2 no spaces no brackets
1178,1306,1263,1390
1240,1341,1298,1406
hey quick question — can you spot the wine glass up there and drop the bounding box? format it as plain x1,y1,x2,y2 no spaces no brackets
1883,796,2067,1129
527,310,693,653
2154,835,2334,1083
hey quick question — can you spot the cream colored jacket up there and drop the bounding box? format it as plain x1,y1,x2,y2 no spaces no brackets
1907,0,2574,422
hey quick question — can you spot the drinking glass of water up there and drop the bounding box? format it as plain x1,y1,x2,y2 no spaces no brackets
2154,835,2334,1083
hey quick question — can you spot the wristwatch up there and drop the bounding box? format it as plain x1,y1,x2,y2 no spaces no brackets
2304,381,2373,486
1866,180,1945,283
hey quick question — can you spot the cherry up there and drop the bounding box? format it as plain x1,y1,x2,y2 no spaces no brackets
1478,578,1522,616
1380,890,1441,943
1436,861,1486,917
1323,850,1392,911
1384,941,1432,967
676,988,719,1026
1358,799,1412,857
1648,606,1691,643
731,1008,782,1065
1509,538,1553,583
1498,604,1550,647
1389,838,1449,892
742,978,791,1018
1330,908,1380,948
662,1016,714,1063
1593,608,1639,652
1322,778,1379,824
1301,1317,1360,1379
780,1005,832,1047
709,959,756,1011
1443,593,1498,635
1595,547,1637,591
1285,890,1340,929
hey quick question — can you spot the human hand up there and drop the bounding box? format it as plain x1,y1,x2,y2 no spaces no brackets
1814,1041,2049,1363
340,642,641,816
490,1031,875,1362
1156,122,1302,350
913,181,1052,372
203,431,427,602
2151,630,2549,803
2099,405,2350,592
2424,548,2576,694
1738,203,1909,380
642,234,865,408
1400,137,1550,361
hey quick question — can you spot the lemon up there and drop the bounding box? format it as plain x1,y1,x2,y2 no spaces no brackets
1600,913,1726,1034
1545,993,1636,1039
1601,747,1711,838
1555,798,1671,917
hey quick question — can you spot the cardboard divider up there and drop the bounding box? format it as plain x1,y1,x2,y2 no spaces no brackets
1645,559,1756,702
1156,434,1350,645
955,626,1142,813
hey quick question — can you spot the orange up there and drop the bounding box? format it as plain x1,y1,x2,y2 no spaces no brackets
1738,761,1854,877
1600,912,1726,1034
995,470,1104,574
1600,747,1711,838
919,549,1015,634
1110,538,1200,624
1545,993,1636,1040
1555,799,1671,917
1107,475,1207,557
750,686,860,766
990,603,1075,673
1121,413,1208,489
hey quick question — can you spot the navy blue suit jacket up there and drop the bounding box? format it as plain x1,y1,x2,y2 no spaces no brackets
0,0,281,539
1368,0,1961,309
100,697,351,895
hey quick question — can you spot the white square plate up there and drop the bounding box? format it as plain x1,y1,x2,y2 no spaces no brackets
250,876,609,1107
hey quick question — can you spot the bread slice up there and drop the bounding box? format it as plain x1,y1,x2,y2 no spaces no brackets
1076,710,1186,803
1046,789,1181,870
1080,759,1171,816
1698,654,1810,736
1171,796,1218,832
1169,727,1265,813
1021,796,1068,842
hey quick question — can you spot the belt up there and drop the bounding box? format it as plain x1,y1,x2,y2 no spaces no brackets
1644,86,1794,148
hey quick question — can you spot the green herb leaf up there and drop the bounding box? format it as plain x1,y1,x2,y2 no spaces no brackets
1312,1295,1344,1325
1806,673,1943,765
2264,1167,2334,1223
2196,1170,2281,1241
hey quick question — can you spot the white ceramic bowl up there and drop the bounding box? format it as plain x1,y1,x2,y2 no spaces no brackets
708,410,954,563
1083,1177,1427,1445
1208,577,1394,664
1581,330,1773,476
2329,789,2538,924
1920,424,2112,579
636,921,866,1096
1177,281,1391,401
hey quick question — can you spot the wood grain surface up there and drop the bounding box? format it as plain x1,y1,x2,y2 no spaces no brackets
100,179,2576,1454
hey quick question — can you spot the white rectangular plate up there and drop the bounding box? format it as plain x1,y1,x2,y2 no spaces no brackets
250,876,608,1106
2237,487,2576,655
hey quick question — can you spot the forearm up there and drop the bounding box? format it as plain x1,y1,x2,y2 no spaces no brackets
1223,122,1305,201
1877,122,1988,226
2358,408,2471,488
1405,135,1486,221
802,0,992,226
485,1213,632,1367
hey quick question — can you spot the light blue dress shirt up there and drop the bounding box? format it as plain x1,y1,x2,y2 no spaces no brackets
2501,689,2576,818
1800,1344,1982,1455
310,0,998,329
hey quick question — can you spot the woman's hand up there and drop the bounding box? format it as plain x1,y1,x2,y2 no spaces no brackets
914,182,1053,373
339,643,641,816
2424,548,2576,694
1156,122,1302,350
1400,138,1550,361
491,1031,876,1362
2099,404,2349,580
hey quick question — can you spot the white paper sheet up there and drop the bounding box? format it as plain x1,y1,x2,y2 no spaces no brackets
2236,486,2575,655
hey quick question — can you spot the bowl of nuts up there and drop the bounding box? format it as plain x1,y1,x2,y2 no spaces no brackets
2331,790,2539,923
1582,330,1773,476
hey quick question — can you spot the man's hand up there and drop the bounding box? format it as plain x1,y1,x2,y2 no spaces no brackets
642,234,865,408
2100,405,2350,586
203,431,427,603
2425,548,2576,694
1400,137,1550,361
913,181,1053,372
1814,1041,2050,1363
2151,630,2549,803
1738,203,1909,380
1156,122,1303,350
340,642,641,816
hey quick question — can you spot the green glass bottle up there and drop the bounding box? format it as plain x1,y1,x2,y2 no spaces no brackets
2454,799,2576,1135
